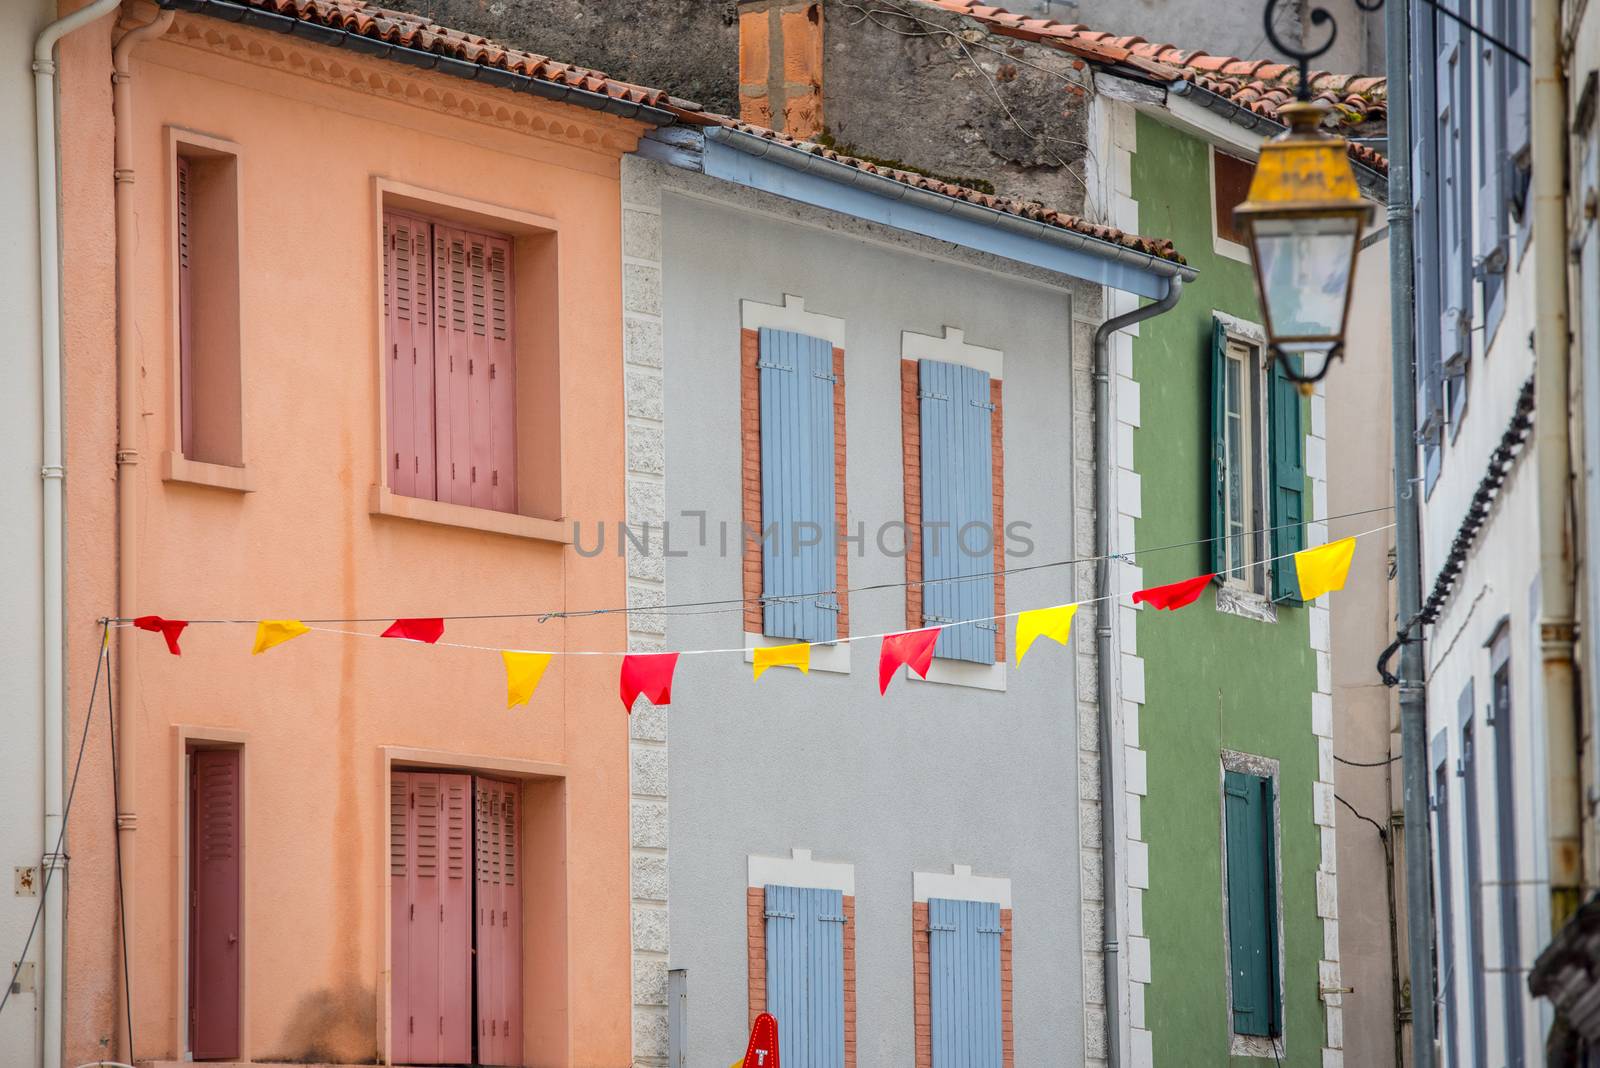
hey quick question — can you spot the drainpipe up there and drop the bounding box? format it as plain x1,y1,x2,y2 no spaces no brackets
33,3,123,1065
1382,0,1438,1062
1531,0,1579,931
1093,276,1183,1068
109,6,176,1057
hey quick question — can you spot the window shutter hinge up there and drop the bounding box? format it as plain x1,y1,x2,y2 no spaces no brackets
919,390,949,401
819,913,847,923
813,371,837,382
764,909,797,919
976,621,998,632
925,614,956,624
978,925,1004,934
930,922,958,931
757,360,794,372
971,399,996,411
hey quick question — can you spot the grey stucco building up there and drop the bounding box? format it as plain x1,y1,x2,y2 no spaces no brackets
619,122,1192,1065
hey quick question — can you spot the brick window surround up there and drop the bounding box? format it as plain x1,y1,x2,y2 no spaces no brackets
741,328,850,637
912,901,1015,1068
901,361,1006,660
747,886,857,1066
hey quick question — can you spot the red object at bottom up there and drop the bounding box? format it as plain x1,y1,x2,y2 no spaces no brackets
742,1012,780,1068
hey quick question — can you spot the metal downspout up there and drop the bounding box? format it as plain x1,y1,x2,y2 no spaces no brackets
32,3,123,1065
1092,276,1183,1068
1531,0,1580,930
1383,0,1438,1063
110,7,177,1060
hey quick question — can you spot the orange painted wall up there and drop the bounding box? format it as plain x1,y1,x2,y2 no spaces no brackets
59,8,640,1064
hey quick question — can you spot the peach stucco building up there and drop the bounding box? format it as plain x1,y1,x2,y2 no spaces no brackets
52,1,667,1062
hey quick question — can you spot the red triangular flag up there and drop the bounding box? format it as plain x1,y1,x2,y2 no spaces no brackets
380,617,445,644
741,1012,779,1068
133,615,187,656
621,652,680,713
879,628,942,694
1132,573,1215,611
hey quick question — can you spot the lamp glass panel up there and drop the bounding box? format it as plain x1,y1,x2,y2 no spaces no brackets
1250,215,1359,341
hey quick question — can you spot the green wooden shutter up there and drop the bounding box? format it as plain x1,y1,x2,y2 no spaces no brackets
1267,359,1304,603
1209,317,1228,576
1224,771,1281,1037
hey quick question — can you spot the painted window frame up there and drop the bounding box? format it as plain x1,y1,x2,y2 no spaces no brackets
1209,314,1280,623
1219,750,1285,1059
165,127,252,492
912,866,1014,1068
1486,620,1528,1067
369,179,570,545
1208,144,1254,265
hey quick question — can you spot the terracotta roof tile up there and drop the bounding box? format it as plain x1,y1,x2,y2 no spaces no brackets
919,0,1386,129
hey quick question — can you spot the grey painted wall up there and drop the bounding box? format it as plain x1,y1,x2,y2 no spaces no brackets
658,186,1094,1064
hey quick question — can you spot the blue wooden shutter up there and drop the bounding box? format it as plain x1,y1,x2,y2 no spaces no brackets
1267,360,1304,604
759,328,839,642
1224,771,1280,1037
929,898,1004,1068
764,884,845,1068
1209,317,1228,575
919,359,996,664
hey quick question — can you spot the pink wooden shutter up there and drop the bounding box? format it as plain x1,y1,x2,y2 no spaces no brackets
475,777,523,1065
434,225,516,513
189,748,241,1060
383,211,436,501
177,156,194,458
391,771,471,1064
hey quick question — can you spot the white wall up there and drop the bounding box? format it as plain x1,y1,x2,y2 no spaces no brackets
1,2,54,1064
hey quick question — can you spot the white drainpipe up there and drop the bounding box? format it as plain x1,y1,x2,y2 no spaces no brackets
33,2,122,1064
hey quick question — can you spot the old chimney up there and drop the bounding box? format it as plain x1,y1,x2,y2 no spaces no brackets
737,0,824,139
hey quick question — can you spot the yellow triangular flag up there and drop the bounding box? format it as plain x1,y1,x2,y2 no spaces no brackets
251,619,309,655
1015,604,1077,665
1294,536,1357,601
753,642,810,680
502,650,553,708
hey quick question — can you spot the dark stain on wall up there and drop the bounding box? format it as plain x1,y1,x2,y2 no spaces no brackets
265,980,380,1063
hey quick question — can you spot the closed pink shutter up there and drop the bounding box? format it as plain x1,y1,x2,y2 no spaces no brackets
475,777,523,1065
391,771,471,1064
177,156,194,458
434,225,516,513
189,748,241,1060
383,211,436,501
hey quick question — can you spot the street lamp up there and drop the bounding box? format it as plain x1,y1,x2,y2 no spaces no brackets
1233,99,1375,393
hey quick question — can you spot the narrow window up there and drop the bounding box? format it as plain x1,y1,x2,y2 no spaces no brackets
1434,750,1460,1067
756,327,841,642
1223,769,1280,1038
928,898,1004,1067
175,146,242,467
474,777,523,1066
916,358,999,663
188,747,242,1060
383,212,518,514
1211,149,1255,251
1489,627,1526,1065
764,884,846,1066
1460,694,1490,1068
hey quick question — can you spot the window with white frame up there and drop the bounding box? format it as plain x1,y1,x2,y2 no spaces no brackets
1219,332,1268,594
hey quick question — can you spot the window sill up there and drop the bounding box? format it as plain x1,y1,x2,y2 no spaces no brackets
906,658,1007,692
369,486,571,544
162,451,254,492
744,633,851,674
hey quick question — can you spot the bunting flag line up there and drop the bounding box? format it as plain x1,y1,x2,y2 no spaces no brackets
621,652,680,712
1294,536,1357,601
501,650,553,708
381,617,445,644
753,642,811,680
252,619,310,655
1015,604,1077,665
133,615,187,656
879,628,942,694
1132,573,1215,611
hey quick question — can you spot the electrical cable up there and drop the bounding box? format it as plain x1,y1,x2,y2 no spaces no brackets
1335,752,1401,768
1337,792,1389,840
109,503,1396,628
105,638,134,1062
0,622,110,1019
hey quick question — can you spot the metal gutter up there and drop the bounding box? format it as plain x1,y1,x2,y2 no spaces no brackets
156,0,678,126
700,124,1196,297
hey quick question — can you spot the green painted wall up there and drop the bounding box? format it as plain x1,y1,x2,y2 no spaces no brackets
1128,110,1324,1065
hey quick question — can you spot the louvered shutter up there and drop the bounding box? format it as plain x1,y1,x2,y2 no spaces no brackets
390,771,472,1064
929,898,1004,1068
475,777,523,1066
759,328,839,642
1225,771,1281,1037
1475,0,1506,311
765,884,846,1068
383,211,437,501
189,749,241,1060
1437,19,1469,367
434,226,516,513
1267,360,1304,604
1209,317,1228,575
178,156,196,459
919,359,996,664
